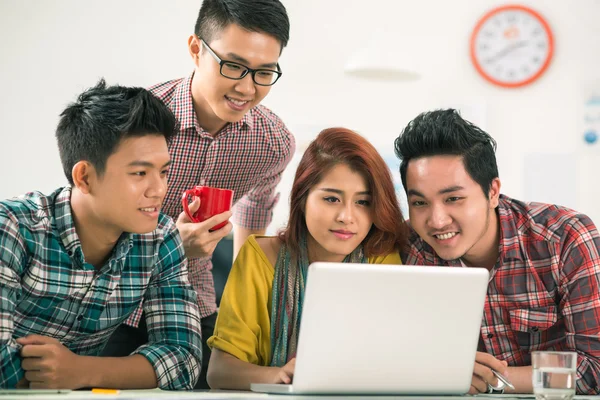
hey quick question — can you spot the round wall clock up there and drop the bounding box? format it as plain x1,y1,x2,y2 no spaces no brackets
470,5,554,88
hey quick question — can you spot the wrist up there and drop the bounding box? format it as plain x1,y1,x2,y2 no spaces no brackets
75,355,96,388
505,365,533,393
266,366,282,383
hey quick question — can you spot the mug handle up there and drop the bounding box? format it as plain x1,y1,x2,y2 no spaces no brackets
182,189,200,222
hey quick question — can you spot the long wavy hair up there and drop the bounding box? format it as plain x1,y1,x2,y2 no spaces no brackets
279,127,408,258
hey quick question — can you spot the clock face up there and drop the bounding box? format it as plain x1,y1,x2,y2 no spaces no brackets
470,5,554,88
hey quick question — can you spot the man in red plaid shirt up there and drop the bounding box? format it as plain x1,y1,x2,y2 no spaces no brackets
395,109,600,395
101,0,295,389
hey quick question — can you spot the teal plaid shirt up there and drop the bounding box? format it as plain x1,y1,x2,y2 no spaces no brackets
0,187,202,389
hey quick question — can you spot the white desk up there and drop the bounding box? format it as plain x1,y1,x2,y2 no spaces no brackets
0,390,597,400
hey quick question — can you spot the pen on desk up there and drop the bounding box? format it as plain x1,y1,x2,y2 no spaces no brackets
91,388,121,395
491,369,515,390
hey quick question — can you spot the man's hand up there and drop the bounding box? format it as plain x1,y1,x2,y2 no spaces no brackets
177,197,233,259
17,335,85,389
468,351,509,394
269,358,296,384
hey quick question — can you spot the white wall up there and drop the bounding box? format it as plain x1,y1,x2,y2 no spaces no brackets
2,0,600,232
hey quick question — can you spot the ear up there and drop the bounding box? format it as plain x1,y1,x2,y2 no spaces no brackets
188,34,201,66
488,178,501,208
71,161,96,195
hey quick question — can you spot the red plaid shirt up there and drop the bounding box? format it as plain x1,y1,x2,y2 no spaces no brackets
401,195,600,394
126,74,294,323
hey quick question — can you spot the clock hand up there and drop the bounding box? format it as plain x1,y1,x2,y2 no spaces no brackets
485,40,528,64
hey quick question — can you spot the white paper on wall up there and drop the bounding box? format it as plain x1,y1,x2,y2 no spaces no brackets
523,152,578,210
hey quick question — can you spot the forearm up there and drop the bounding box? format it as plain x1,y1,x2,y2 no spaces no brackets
1,259,26,388
506,365,532,394
207,348,275,390
79,355,157,389
142,225,204,389
233,227,265,261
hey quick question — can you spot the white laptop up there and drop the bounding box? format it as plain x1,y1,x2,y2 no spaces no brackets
251,263,489,395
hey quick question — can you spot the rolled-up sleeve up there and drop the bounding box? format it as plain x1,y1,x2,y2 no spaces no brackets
132,222,203,390
233,125,295,230
0,210,26,388
560,216,600,395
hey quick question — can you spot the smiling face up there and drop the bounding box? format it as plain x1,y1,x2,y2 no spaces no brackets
189,23,282,134
304,163,374,263
87,135,171,236
405,155,501,267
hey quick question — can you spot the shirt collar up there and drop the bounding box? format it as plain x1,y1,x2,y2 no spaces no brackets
237,107,254,131
173,72,254,134
457,195,525,268
53,186,83,265
172,74,199,131
53,186,133,269
497,194,525,262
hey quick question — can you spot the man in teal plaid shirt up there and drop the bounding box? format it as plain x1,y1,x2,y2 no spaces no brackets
0,79,202,390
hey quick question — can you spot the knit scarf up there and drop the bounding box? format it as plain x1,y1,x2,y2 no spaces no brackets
269,233,367,367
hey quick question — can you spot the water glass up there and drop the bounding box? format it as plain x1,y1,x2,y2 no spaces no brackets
532,351,577,400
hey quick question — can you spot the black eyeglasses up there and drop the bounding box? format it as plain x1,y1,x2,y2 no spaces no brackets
200,38,282,86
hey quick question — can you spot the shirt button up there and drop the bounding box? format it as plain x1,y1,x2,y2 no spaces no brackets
77,315,84,321
487,333,494,339
68,250,73,256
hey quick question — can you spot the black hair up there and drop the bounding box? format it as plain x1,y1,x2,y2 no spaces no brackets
56,78,178,185
195,0,289,50
394,109,499,197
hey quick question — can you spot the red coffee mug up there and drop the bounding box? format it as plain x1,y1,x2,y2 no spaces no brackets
181,186,234,231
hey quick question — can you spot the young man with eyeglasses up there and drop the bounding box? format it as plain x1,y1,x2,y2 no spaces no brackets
101,0,294,389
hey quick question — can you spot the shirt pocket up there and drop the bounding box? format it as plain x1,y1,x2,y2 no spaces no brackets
509,306,559,350
16,264,76,320
16,292,72,319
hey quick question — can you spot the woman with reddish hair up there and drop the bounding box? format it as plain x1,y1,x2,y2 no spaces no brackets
206,127,408,390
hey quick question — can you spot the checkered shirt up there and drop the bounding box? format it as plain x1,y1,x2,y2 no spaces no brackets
130,74,294,320
401,194,600,394
0,187,203,389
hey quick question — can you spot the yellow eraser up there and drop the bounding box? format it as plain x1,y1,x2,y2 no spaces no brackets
91,388,121,395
